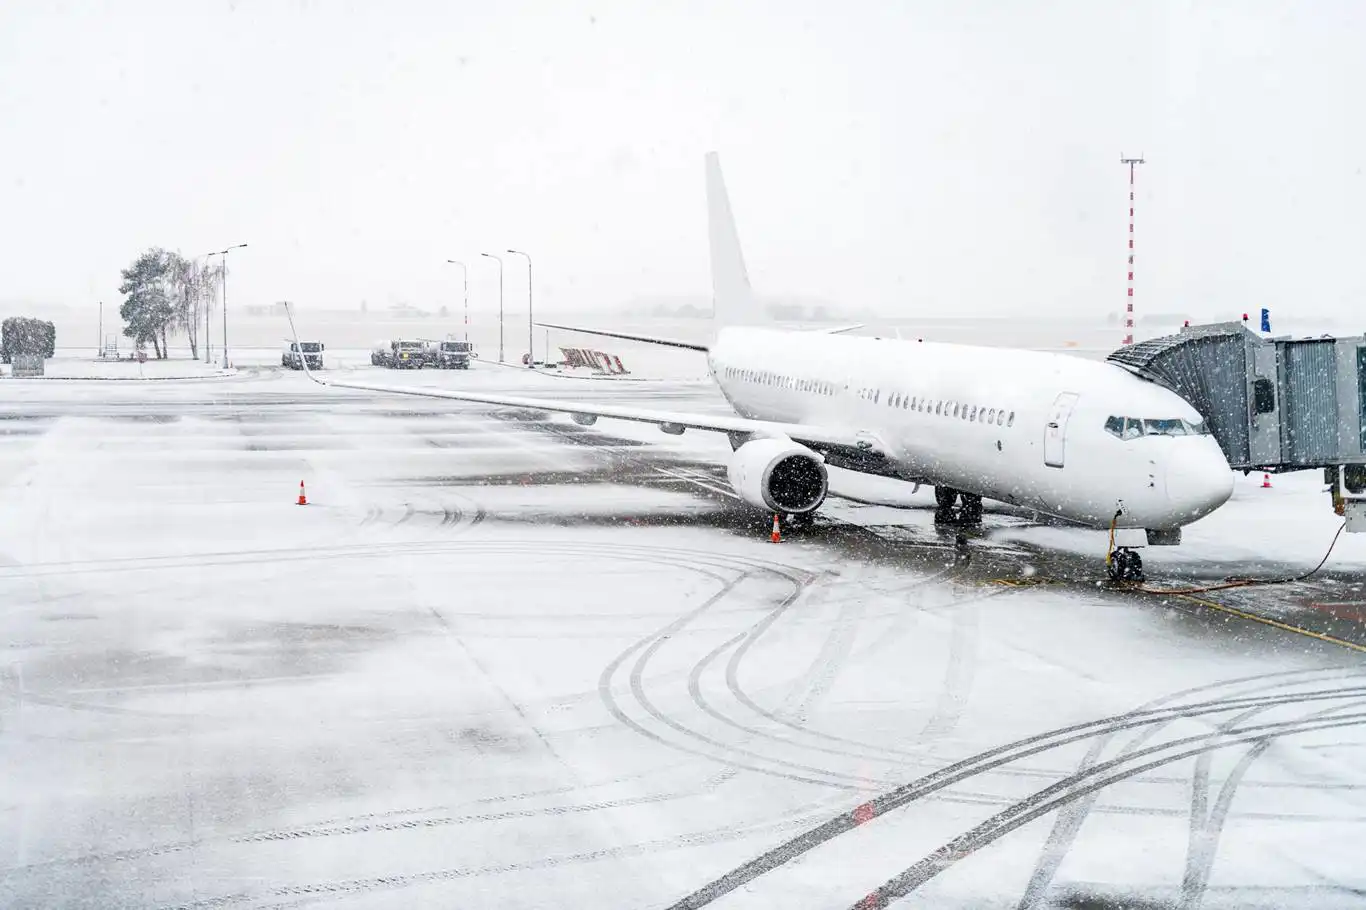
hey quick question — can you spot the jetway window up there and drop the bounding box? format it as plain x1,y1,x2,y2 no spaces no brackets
1359,348,1366,451
1253,378,1276,415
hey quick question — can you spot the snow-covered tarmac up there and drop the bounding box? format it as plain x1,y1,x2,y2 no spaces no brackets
2,357,1365,909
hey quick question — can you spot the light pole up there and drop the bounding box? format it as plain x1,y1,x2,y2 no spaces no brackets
445,259,468,342
216,243,247,368
481,252,504,362
506,249,533,368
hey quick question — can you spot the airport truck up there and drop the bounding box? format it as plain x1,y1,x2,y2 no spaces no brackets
431,339,475,369
376,339,427,369
282,341,325,370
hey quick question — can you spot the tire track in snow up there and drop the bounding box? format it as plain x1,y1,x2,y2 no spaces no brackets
1013,665,1366,910
661,681,1366,909
850,708,1366,909
718,575,1011,769
166,796,838,910
1177,696,1366,910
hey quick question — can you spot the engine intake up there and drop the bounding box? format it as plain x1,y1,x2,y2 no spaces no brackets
727,438,828,514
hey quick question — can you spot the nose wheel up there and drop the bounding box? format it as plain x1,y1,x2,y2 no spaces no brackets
1108,547,1144,583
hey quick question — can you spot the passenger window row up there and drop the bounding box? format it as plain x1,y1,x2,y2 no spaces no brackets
723,366,838,396
869,388,1014,427
722,364,1017,428
1103,415,1210,439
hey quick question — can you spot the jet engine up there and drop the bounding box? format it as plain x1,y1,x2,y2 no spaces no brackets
727,438,828,514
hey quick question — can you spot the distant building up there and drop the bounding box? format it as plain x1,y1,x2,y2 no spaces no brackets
244,302,291,317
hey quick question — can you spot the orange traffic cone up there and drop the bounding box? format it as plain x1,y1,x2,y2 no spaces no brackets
1261,473,1272,489
771,514,781,543
297,480,308,505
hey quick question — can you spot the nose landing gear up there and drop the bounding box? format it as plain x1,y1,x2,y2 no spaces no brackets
1108,547,1144,583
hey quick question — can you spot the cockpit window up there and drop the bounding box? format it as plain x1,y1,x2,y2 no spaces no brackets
1144,418,1187,436
1106,415,1212,439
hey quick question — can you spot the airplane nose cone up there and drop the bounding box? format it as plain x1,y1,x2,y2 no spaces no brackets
1164,447,1234,523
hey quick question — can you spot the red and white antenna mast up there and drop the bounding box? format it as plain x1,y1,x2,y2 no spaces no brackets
1120,154,1145,345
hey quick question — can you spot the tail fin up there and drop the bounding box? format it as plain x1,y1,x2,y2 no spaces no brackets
706,152,765,327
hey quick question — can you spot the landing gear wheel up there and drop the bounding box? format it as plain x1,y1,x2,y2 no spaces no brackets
934,487,959,525
786,511,815,528
960,493,983,525
1108,548,1145,583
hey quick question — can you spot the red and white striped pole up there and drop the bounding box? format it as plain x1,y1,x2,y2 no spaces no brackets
1120,154,1145,345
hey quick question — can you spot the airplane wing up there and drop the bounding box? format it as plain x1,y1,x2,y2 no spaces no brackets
286,308,891,459
533,322,708,352
534,321,862,346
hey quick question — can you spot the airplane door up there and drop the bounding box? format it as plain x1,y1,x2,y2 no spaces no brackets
1043,392,1080,468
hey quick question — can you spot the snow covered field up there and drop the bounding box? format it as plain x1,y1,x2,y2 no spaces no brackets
2,362,1365,909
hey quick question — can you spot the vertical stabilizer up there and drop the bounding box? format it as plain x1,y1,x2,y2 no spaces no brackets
706,152,765,327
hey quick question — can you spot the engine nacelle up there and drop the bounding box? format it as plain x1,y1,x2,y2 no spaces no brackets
727,438,828,515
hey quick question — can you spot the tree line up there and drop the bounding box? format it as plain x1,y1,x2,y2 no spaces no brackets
119,248,221,359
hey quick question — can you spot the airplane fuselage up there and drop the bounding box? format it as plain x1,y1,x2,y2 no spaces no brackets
708,327,1233,531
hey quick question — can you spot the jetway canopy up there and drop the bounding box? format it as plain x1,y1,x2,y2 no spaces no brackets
1106,322,1366,473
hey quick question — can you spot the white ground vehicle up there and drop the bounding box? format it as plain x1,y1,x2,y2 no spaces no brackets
282,341,324,370
432,340,475,369
374,339,426,369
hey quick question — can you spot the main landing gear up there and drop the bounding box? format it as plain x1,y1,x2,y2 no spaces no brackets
1108,547,1144,583
934,487,982,526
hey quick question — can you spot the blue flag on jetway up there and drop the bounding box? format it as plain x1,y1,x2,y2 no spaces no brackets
1261,308,1271,333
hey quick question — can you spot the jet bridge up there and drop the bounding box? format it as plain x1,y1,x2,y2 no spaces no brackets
1106,321,1366,532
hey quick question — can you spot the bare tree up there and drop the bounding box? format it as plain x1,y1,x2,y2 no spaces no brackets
169,253,221,361
199,260,222,362
166,253,195,359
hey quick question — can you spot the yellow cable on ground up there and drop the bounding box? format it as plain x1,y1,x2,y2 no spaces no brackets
1105,510,1120,568
1170,592,1366,655
1120,522,1349,595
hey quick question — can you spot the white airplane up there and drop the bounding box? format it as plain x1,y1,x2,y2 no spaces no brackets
288,153,1233,581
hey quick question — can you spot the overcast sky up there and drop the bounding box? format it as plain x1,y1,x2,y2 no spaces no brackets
2,0,1363,321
